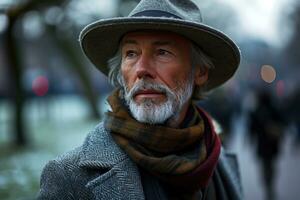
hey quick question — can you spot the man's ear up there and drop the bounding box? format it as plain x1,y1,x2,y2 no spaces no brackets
194,67,209,86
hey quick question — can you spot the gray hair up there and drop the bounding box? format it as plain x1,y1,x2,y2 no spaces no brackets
107,42,214,100
190,43,215,99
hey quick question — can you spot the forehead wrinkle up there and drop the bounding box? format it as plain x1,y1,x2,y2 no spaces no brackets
121,39,138,47
152,40,176,47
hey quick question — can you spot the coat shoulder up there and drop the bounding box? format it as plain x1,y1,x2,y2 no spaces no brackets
37,147,82,199
37,123,107,199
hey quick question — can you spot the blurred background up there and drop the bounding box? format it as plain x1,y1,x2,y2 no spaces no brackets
0,0,299,199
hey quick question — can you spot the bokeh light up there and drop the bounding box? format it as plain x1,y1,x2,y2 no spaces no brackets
261,65,276,83
32,76,49,96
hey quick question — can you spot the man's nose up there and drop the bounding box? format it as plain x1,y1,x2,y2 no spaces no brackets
135,53,156,79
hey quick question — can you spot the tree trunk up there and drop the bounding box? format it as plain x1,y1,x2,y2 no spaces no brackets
4,17,27,146
47,25,101,119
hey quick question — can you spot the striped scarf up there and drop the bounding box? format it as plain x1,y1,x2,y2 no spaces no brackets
104,89,221,196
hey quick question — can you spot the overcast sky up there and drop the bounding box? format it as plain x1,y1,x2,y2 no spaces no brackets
220,0,297,47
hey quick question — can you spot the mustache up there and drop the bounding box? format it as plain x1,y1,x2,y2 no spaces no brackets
124,79,175,100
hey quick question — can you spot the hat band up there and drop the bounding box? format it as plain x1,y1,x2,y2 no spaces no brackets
131,10,181,19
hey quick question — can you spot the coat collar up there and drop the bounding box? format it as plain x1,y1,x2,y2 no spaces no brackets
78,122,128,168
77,122,145,200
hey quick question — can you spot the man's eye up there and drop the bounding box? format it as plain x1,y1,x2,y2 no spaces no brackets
157,49,172,56
125,50,137,58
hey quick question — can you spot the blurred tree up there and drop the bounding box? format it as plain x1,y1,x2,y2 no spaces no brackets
46,23,100,119
284,2,300,67
3,0,101,146
4,10,26,146
4,0,66,146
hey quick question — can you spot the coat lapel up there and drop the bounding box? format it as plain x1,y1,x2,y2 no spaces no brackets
78,122,145,200
216,149,243,200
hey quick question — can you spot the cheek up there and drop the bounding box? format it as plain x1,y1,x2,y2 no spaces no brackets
171,75,188,90
120,66,133,89
160,68,191,89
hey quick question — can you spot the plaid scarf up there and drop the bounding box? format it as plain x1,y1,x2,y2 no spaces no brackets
104,89,221,196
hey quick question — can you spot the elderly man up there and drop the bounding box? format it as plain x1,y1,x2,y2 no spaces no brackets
38,0,242,199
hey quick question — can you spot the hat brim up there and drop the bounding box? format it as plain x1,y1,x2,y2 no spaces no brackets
80,17,240,91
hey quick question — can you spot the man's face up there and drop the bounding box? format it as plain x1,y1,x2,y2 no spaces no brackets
120,31,197,124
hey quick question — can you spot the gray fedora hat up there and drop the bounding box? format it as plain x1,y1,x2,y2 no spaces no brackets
80,0,240,91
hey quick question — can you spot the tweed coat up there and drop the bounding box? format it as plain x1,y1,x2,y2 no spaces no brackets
37,122,242,200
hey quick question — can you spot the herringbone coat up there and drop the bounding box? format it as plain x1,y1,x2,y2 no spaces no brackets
37,122,242,200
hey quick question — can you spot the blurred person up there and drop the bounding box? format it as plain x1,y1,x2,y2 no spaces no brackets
285,88,300,146
199,88,240,146
248,88,286,200
37,0,242,199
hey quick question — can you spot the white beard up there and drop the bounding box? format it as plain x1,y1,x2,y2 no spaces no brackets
123,77,194,125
